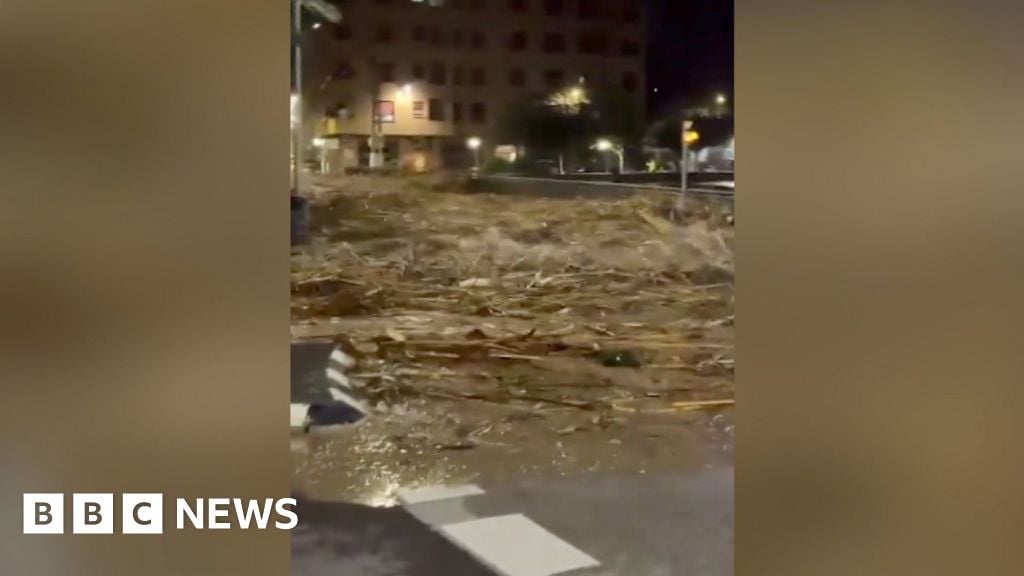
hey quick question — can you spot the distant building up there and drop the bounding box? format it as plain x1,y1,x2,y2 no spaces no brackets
300,0,646,171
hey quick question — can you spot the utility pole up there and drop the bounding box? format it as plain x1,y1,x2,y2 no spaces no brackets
290,0,342,194
369,58,383,169
291,0,303,194
680,119,692,196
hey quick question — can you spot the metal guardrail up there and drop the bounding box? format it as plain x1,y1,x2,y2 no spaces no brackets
485,175,735,199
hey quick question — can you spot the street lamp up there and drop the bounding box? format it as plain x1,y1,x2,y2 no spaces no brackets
594,139,624,174
291,0,342,195
715,93,727,106
467,137,482,170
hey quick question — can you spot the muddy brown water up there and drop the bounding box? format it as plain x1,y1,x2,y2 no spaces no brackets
291,177,735,505
291,387,734,505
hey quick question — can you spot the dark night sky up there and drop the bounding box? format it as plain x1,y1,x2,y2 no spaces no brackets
646,0,733,118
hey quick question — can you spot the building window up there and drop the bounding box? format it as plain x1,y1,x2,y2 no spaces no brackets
430,27,444,45
429,61,447,85
470,102,487,123
578,32,609,55
334,61,355,80
508,31,527,51
508,0,526,11
622,40,640,57
622,72,638,92
542,33,565,53
578,0,596,19
378,62,395,82
508,68,526,86
428,98,445,121
375,26,394,43
453,66,464,85
413,63,426,79
412,25,426,41
471,67,486,86
334,24,352,40
453,102,464,122
543,69,564,88
471,32,486,49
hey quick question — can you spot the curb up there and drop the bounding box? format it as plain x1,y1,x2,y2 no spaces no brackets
291,341,368,431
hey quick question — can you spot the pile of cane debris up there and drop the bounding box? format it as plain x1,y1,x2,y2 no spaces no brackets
291,174,734,447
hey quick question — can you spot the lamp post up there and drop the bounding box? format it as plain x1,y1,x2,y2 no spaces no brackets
595,139,624,174
291,0,342,195
466,137,482,172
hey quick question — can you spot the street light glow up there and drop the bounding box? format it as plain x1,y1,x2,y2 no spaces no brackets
715,94,727,105
312,22,322,29
466,137,482,150
595,139,613,151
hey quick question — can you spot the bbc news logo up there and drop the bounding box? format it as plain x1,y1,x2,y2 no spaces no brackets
23,494,298,534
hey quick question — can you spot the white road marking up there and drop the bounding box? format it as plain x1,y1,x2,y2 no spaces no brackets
440,513,600,576
396,484,485,505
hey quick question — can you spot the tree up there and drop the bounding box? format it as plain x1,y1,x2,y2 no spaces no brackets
498,86,643,171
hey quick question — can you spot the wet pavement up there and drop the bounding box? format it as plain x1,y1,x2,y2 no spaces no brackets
293,468,733,576
291,497,498,576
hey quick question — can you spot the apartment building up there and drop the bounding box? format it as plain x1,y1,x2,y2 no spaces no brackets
301,0,646,171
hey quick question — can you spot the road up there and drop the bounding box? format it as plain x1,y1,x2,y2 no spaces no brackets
291,342,734,575
292,469,734,576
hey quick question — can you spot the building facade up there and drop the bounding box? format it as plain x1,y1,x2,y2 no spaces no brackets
301,0,646,171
